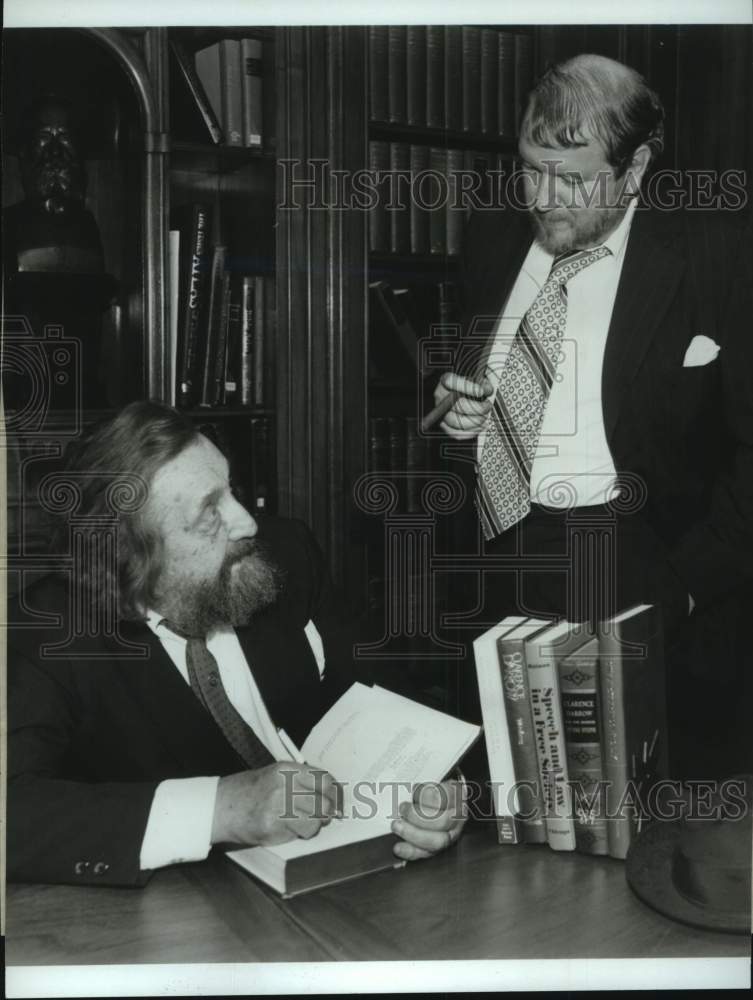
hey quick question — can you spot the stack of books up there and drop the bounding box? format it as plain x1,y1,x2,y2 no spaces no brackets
473,605,667,859
168,203,268,410
170,35,264,147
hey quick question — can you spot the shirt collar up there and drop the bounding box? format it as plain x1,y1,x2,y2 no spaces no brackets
527,196,639,274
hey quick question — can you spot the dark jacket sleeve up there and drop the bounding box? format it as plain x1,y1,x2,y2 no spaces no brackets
7,645,158,887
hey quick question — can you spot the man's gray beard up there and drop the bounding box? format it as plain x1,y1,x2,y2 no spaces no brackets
529,204,625,255
160,540,283,634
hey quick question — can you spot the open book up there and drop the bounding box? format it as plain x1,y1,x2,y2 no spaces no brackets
226,682,480,897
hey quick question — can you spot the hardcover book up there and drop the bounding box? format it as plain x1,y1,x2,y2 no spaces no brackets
558,634,608,855
496,618,553,844
473,615,529,844
227,682,480,897
241,37,264,147
598,604,667,860
173,203,213,408
525,619,593,851
169,38,224,144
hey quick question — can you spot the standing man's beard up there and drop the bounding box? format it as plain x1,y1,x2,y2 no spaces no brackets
156,539,283,634
528,203,625,255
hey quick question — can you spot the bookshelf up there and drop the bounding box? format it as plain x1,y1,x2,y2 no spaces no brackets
166,26,277,516
351,26,536,703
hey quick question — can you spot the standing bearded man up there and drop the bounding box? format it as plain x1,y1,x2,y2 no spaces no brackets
434,54,753,778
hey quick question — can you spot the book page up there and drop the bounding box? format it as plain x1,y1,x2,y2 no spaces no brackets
300,682,479,816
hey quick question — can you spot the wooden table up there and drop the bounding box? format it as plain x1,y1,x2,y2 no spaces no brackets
7,824,748,968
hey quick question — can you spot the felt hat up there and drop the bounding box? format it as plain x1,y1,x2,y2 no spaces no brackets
625,775,752,934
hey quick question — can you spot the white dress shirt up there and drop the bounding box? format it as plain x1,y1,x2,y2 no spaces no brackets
139,614,326,871
478,198,638,507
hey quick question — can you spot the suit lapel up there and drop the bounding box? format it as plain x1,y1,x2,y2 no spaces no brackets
602,208,686,441
109,620,241,773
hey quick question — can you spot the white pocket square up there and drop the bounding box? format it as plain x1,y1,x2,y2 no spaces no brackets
683,335,720,367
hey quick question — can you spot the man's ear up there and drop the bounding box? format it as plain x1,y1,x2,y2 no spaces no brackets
622,143,652,193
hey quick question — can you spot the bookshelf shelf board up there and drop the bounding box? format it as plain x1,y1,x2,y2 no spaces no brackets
368,120,519,153
180,407,277,419
369,254,460,281
170,142,275,174
173,26,274,52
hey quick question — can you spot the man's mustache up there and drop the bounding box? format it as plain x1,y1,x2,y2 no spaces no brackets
226,537,263,565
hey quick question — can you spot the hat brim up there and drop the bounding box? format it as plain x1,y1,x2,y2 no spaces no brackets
625,820,752,934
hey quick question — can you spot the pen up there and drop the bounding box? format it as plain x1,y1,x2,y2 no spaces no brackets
277,727,306,764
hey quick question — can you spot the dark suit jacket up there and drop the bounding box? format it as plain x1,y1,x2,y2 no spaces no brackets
7,517,358,887
455,201,753,614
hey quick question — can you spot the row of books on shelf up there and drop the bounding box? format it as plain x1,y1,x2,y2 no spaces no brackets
170,35,264,147
196,415,274,515
474,604,666,860
368,415,434,513
168,204,269,410
369,25,533,136
369,142,509,255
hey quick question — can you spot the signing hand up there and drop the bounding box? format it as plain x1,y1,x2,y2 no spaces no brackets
435,372,494,440
391,780,468,861
211,763,342,847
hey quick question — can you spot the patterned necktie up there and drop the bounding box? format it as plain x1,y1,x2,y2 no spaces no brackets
475,246,611,540
160,620,275,769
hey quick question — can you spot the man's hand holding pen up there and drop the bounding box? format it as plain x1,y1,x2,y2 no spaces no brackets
428,372,494,439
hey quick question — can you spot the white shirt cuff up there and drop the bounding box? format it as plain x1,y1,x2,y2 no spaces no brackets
139,776,220,871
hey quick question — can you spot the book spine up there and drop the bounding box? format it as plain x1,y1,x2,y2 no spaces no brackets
527,643,576,850
406,26,427,127
199,245,227,407
497,31,516,137
480,28,499,135
461,27,482,134
211,272,231,406
409,144,430,254
444,26,463,132
405,417,429,514
497,636,547,844
251,416,272,514
178,203,212,408
429,147,447,254
514,33,533,132
168,229,181,408
238,275,255,407
387,26,407,125
195,43,223,131
558,640,608,855
170,39,223,144
219,39,243,147
224,276,242,403
474,632,523,845
369,140,391,253
368,25,389,122
241,37,263,147
446,147,464,257
425,25,445,129
369,416,391,473
599,630,630,859
253,276,265,407
389,143,411,255
388,416,407,510
437,280,457,327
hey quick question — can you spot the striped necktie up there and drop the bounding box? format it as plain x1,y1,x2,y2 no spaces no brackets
475,245,611,540
160,619,275,769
